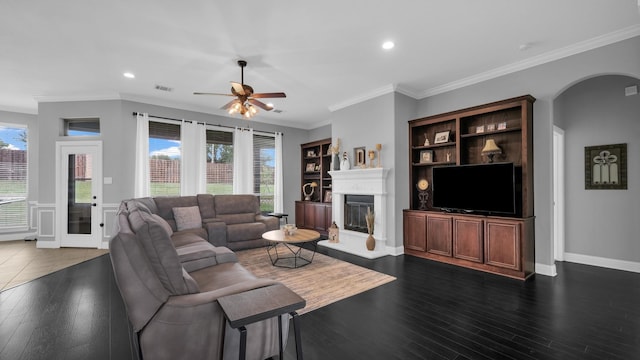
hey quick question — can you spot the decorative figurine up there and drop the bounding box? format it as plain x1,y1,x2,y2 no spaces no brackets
376,143,382,167
340,151,351,170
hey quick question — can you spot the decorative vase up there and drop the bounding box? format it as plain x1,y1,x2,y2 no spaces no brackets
366,234,375,251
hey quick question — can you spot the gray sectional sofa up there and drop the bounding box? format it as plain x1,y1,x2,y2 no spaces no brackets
109,194,288,360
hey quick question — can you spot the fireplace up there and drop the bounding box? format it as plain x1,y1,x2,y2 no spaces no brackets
344,194,374,233
321,167,390,259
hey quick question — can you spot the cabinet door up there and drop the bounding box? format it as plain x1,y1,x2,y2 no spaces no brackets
295,202,305,228
304,202,316,229
453,217,484,263
403,212,426,252
426,214,452,256
325,205,332,231
485,220,521,270
313,204,326,231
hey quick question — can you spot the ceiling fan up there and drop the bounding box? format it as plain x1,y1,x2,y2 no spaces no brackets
194,60,286,118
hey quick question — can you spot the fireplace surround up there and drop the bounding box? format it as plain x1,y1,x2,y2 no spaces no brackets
319,168,389,259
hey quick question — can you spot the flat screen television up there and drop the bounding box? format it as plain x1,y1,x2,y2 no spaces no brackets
431,162,518,215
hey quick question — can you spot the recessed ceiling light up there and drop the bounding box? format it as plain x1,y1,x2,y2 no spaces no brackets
382,41,395,50
123,72,135,79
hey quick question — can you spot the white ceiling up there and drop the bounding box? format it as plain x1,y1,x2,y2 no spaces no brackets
2,1,639,129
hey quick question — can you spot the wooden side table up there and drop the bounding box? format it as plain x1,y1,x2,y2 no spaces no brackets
218,283,306,360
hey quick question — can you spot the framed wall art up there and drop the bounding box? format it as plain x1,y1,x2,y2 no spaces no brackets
584,143,627,189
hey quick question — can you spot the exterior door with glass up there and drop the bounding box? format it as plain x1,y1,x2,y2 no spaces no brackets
57,141,102,248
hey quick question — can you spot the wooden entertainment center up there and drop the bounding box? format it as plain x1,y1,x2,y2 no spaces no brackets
403,95,535,280
295,138,333,235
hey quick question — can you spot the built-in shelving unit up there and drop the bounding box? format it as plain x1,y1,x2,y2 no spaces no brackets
296,138,333,235
404,95,536,280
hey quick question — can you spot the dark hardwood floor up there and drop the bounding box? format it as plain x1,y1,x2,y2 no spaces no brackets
1,247,639,360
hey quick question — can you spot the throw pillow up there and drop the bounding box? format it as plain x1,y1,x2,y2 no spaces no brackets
173,206,202,231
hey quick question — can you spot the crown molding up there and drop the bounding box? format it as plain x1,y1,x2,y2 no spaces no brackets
420,24,640,98
328,84,396,112
0,104,37,115
34,93,123,103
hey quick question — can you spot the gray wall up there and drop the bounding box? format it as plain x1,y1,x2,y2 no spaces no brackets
416,35,640,270
34,99,310,244
557,75,640,262
330,93,400,250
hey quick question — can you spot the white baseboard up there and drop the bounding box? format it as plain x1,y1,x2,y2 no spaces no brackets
387,245,404,256
36,240,59,249
0,232,36,241
535,262,557,277
563,252,640,273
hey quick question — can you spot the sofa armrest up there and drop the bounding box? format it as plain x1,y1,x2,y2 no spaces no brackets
256,215,279,231
165,278,281,307
205,221,227,247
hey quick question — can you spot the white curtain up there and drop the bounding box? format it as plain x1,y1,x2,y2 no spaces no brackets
134,112,150,197
274,132,284,213
180,120,207,195
233,127,254,194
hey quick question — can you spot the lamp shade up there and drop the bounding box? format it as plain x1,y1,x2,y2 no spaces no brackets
482,139,502,154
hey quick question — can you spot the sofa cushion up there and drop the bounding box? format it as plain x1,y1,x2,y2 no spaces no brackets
217,213,255,225
155,196,198,230
171,229,208,248
197,194,216,219
188,262,258,292
173,206,202,231
151,214,173,236
226,222,267,243
127,208,195,295
214,194,260,215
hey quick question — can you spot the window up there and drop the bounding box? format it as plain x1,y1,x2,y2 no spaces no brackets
64,118,100,136
253,134,275,213
206,129,233,195
149,121,181,196
0,124,28,230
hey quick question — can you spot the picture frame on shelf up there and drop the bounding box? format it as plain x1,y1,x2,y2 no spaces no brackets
498,122,507,130
487,123,496,131
476,125,485,133
419,150,433,163
307,150,316,157
434,130,450,144
306,163,316,172
324,190,332,202
354,146,366,167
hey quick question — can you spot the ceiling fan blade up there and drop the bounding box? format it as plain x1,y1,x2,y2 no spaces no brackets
231,82,245,96
251,92,286,99
248,99,274,111
194,92,234,96
221,99,240,110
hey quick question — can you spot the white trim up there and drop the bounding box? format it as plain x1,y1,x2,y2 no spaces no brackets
0,233,36,241
329,84,396,112
563,253,640,274
420,24,640,98
553,126,565,261
29,201,38,229
535,262,557,277
37,209,55,238
102,209,118,239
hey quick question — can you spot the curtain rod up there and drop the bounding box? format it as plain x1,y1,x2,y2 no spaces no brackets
132,112,282,136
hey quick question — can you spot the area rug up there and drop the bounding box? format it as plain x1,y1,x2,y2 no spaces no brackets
236,247,396,315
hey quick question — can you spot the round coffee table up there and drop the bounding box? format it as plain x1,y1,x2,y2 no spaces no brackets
262,229,320,268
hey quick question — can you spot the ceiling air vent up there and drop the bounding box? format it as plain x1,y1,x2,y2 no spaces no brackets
154,84,173,92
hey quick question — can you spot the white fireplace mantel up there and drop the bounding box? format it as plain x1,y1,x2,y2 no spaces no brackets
320,167,390,259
